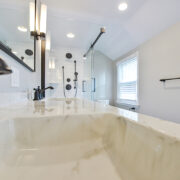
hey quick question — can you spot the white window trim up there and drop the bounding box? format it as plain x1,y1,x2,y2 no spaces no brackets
116,52,139,107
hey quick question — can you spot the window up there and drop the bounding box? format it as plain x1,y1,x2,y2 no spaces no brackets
117,52,139,105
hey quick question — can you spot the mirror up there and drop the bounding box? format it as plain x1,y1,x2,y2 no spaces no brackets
0,0,36,72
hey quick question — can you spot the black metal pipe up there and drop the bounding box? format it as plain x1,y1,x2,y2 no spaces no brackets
73,60,78,97
35,0,37,33
83,27,106,58
74,60,77,73
62,66,66,98
74,60,78,82
41,39,46,97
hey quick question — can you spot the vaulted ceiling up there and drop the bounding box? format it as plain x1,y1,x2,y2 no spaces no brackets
0,0,180,60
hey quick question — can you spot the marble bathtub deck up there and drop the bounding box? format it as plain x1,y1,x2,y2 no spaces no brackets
0,98,180,180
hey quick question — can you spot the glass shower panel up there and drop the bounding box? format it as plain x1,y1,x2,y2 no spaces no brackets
82,50,93,100
83,48,110,103
90,50,112,105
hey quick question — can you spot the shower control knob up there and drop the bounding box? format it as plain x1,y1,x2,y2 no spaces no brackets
67,78,71,82
66,84,72,91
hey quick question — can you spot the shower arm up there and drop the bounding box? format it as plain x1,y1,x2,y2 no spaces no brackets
83,27,106,58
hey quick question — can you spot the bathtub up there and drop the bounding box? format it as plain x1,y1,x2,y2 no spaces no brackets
0,98,179,180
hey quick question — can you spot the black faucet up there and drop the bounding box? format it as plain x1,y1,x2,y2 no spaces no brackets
33,86,41,101
33,86,54,101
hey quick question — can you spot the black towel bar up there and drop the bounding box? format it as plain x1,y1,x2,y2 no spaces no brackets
160,77,180,82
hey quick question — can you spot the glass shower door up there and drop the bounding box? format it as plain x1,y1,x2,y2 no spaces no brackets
83,49,112,105
82,49,94,101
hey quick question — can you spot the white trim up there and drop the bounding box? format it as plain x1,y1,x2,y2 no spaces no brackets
116,51,139,106
116,100,140,108
116,52,139,66
116,100,138,106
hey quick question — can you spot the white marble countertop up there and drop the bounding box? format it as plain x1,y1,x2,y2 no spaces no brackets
0,98,180,180
0,98,180,141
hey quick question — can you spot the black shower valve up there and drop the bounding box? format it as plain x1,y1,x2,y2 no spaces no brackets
67,78,71,82
66,84,72,91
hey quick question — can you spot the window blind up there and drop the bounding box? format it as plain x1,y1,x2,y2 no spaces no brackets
117,55,138,105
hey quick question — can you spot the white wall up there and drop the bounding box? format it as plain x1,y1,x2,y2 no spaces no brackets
46,48,114,102
114,22,180,123
0,41,41,106
46,47,87,98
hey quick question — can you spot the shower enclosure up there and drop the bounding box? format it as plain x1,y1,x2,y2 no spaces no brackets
82,49,95,101
82,27,105,101
82,48,113,105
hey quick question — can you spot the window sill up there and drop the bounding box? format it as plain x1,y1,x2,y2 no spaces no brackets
116,100,140,108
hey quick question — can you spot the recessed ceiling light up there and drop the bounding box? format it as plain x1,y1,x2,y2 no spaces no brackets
83,56,87,60
13,51,17,54
67,33,75,38
118,2,128,11
18,26,27,32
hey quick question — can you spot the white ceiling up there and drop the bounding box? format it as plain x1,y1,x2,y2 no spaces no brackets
45,0,180,60
1,0,180,60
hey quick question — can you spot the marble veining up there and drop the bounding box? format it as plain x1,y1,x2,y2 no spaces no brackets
0,98,180,180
